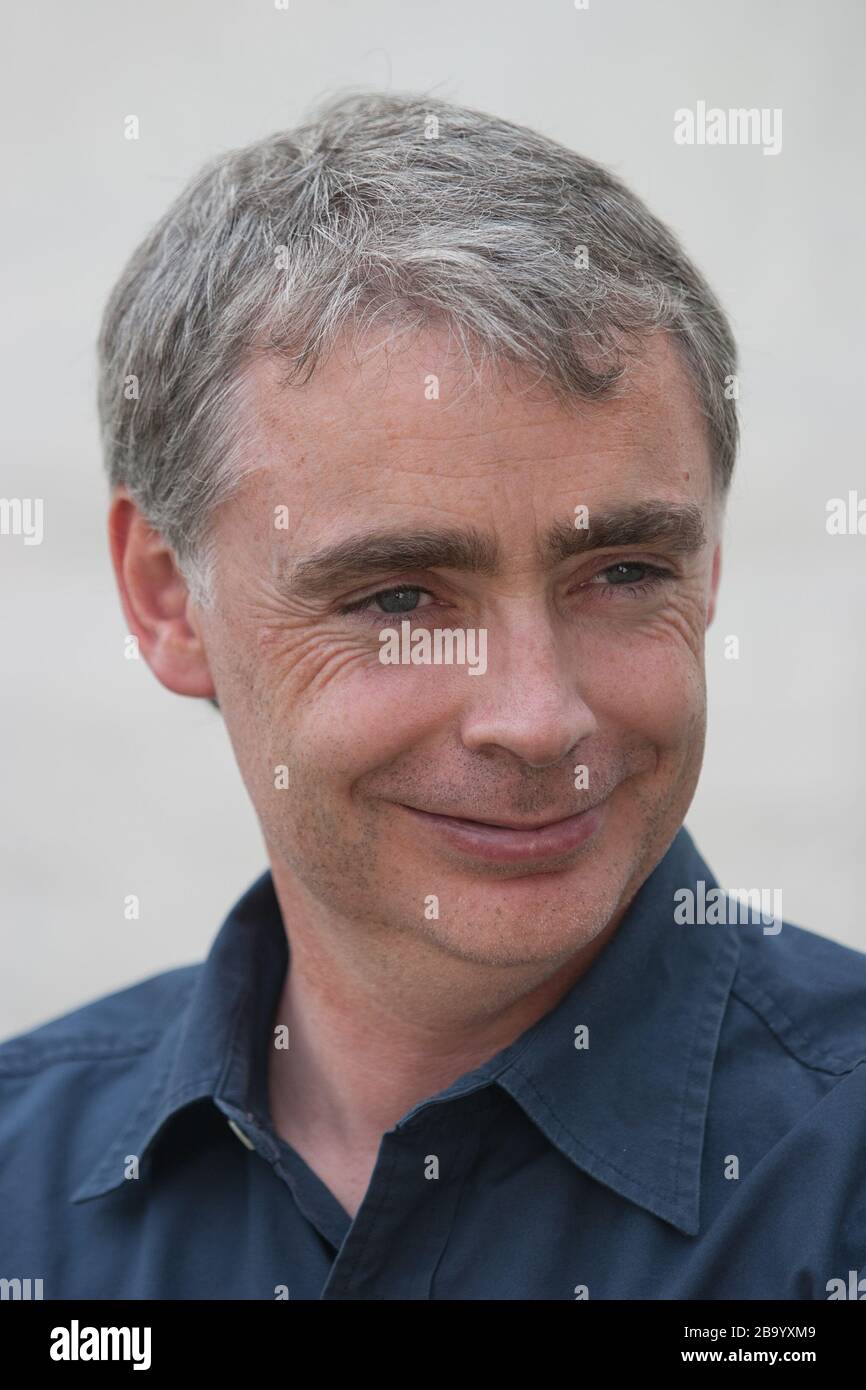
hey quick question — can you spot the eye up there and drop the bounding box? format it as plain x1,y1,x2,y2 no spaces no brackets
338,585,436,617
583,561,673,597
336,564,674,620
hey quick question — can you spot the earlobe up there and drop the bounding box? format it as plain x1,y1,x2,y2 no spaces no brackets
108,489,217,699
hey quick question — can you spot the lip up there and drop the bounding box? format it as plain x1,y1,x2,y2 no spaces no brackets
397,801,606,865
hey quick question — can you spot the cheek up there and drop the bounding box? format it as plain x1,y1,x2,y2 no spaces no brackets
251,615,458,780
256,618,377,698
293,661,461,782
580,625,706,748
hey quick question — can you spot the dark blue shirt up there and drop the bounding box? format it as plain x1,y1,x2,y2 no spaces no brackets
2,826,865,1300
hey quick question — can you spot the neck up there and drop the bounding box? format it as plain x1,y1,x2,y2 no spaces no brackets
265,863,621,1158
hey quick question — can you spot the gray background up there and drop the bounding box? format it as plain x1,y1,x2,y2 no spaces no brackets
2,0,864,1037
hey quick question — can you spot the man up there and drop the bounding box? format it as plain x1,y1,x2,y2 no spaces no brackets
2,91,865,1301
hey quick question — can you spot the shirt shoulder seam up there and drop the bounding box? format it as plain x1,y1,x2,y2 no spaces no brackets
730,967,866,1074
0,1035,164,1077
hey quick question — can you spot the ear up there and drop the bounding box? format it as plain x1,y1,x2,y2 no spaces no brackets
705,540,722,627
108,488,216,698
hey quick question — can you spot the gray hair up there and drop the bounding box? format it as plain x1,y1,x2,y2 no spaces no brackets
97,88,738,604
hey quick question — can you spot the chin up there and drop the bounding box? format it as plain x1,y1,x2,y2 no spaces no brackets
410,866,620,968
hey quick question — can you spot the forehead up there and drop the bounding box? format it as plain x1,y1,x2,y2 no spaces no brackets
241,324,713,508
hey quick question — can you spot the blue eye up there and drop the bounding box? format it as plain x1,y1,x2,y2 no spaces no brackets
587,562,672,596
339,586,433,616
338,563,673,621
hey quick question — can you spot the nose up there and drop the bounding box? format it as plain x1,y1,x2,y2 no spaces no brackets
458,613,597,768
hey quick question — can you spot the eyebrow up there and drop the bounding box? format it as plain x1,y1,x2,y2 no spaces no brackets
280,502,706,601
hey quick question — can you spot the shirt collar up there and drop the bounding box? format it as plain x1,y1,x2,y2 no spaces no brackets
408,823,741,1235
70,870,288,1204
72,826,738,1234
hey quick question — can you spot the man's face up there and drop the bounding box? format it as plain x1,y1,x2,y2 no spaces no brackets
189,327,722,968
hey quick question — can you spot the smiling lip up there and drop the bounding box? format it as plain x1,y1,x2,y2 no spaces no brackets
397,801,606,864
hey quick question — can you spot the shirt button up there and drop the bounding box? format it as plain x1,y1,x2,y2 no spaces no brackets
227,1117,256,1151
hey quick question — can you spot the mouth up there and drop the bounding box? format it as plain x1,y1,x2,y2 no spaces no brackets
396,800,607,865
